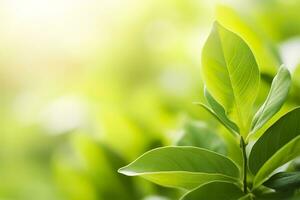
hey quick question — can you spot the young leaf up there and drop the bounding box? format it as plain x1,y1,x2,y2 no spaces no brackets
194,102,238,136
176,121,227,155
202,21,260,136
216,5,281,75
249,107,300,187
118,146,240,190
180,181,244,200
250,66,291,136
204,88,239,134
263,172,300,191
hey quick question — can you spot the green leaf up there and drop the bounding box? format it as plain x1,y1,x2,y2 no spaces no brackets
194,102,238,136
238,194,254,200
263,172,300,191
216,5,281,75
253,136,300,189
250,66,291,136
180,181,244,200
249,107,300,188
202,21,260,136
255,190,294,200
118,147,240,190
204,88,239,135
176,121,227,155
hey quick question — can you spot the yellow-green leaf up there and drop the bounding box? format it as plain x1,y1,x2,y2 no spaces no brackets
250,66,291,136
204,88,239,135
202,21,260,137
118,146,240,190
216,5,280,76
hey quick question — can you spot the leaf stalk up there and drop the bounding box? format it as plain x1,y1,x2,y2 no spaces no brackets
240,137,248,193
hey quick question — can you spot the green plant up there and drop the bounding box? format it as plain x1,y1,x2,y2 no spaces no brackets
118,21,300,199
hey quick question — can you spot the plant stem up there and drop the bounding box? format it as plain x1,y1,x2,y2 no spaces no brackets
240,137,248,193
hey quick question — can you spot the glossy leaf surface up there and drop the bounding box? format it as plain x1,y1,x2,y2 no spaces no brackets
251,66,291,135
202,22,260,135
119,147,240,190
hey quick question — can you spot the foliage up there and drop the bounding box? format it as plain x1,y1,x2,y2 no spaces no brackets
1,1,300,199
119,22,300,199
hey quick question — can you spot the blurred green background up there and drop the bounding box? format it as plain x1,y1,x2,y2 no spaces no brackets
0,0,300,199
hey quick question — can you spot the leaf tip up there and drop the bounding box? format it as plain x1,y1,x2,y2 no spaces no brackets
117,166,132,176
118,163,141,176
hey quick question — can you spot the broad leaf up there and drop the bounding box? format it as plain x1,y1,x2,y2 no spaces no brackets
180,181,244,200
249,107,300,187
263,172,300,191
204,88,239,135
216,5,280,75
118,147,240,190
202,21,260,136
176,121,227,155
251,66,291,135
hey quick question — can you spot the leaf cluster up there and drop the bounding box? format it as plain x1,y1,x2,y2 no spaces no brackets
119,22,300,199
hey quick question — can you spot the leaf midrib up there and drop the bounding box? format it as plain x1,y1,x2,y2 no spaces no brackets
216,27,246,134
